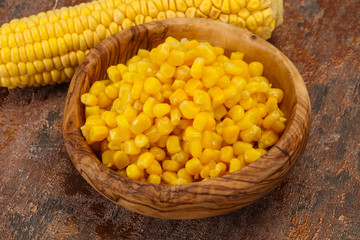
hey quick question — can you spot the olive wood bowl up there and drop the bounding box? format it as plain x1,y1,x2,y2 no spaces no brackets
62,18,311,219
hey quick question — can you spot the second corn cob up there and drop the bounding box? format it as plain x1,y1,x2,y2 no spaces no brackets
0,0,283,89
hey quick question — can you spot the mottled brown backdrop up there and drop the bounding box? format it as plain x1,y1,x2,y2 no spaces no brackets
0,0,359,239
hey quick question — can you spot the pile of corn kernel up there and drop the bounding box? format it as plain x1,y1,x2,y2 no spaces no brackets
80,36,286,185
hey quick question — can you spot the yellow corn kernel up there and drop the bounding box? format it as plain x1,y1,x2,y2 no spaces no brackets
249,61,264,77
170,106,181,126
179,100,200,119
185,157,203,175
243,148,261,163
171,151,189,164
89,125,109,142
134,134,149,148
209,87,225,108
81,93,98,106
202,65,221,88
233,141,252,155
183,126,202,141
108,126,131,143
153,103,171,118
167,48,185,66
126,164,142,180
272,119,286,133
137,152,155,169
190,57,205,79
267,88,284,103
266,95,278,114
144,76,161,95
259,129,279,149
228,105,244,121
223,83,238,100
147,174,161,184
209,162,227,178
213,104,227,121
146,159,163,175
97,92,113,108
144,125,162,143
102,111,117,128
163,160,182,172
85,106,100,118
155,116,174,135
219,146,234,163
239,96,257,110
200,165,211,179
196,44,216,65
166,135,181,154
200,148,220,164
174,65,191,81
102,150,116,168
123,140,141,155
222,124,240,144
130,112,152,134
240,124,261,142
158,62,176,79
184,78,203,97
216,75,230,89
150,146,166,161
189,140,202,158
192,112,208,132
162,171,178,184
113,151,130,170
229,157,244,173
177,168,193,183
263,110,280,129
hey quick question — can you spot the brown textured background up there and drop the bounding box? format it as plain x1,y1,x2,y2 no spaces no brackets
0,0,359,239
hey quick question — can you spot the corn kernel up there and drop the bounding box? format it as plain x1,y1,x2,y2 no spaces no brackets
130,113,152,134
147,174,161,184
243,148,261,163
113,151,130,170
102,150,116,168
185,157,203,175
222,124,240,144
220,146,234,163
190,57,205,79
249,61,264,77
177,168,193,183
189,140,202,158
137,152,155,169
166,135,181,154
144,76,161,95
150,146,166,161
162,171,178,184
123,140,141,155
155,116,174,135
81,93,98,106
179,100,200,119
89,125,109,142
240,124,261,142
126,164,142,180
200,148,220,164
229,157,244,173
153,103,171,117
171,151,189,164
134,134,149,148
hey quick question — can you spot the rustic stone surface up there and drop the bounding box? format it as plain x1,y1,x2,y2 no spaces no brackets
0,0,359,239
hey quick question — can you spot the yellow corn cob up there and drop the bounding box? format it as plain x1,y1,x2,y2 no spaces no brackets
0,0,283,88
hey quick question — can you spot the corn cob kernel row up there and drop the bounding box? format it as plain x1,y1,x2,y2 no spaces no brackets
0,0,283,88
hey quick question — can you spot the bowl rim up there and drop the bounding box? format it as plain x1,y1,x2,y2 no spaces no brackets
62,18,311,219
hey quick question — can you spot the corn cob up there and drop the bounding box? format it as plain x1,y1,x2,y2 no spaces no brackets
0,0,283,88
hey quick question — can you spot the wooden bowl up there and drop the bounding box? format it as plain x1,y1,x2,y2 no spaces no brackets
62,18,311,219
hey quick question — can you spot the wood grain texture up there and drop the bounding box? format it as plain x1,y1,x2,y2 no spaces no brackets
62,18,311,219
1,0,359,238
